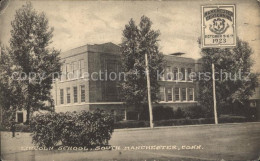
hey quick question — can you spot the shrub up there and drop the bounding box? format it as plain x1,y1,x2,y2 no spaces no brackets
30,109,114,148
115,119,213,128
1,108,16,130
114,120,149,129
15,124,31,132
115,115,249,128
153,106,174,121
219,115,248,123
127,111,139,120
30,112,65,147
182,105,208,119
174,107,186,119
140,106,208,120
115,113,125,122
154,116,248,126
140,106,174,121
61,110,114,147
0,125,8,131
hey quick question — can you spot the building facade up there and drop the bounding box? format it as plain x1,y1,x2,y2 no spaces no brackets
51,42,200,119
52,42,125,117
156,55,201,110
15,42,201,122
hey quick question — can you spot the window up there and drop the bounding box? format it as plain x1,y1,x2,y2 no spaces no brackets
173,67,178,80
81,85,85,102
73,86,78,103
182,88,187,101
175,87,180,101
60,64,63,81
66,63,72,80
166,67,172,80
188,88,194,101
167,88,173,102
60,64,66,81
159,87,165,101
79,60,85,77
72,61,78,79
159,71,164,81
67,88,71,104
60,89,64,104
180,68,186,81
187,68,192,81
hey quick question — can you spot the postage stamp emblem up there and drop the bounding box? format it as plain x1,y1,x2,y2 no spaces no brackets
201,5,236,48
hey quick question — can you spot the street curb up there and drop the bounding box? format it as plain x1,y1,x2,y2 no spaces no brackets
114,121,260,132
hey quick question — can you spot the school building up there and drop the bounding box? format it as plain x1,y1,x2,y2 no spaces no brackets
49,42,200,121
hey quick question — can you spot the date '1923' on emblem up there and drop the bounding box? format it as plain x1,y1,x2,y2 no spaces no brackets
201,5,236,48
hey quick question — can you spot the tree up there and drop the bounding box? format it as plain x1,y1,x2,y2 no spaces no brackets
9,2,61,123
0,43,24,126
0,44,12,112
198,38,258,117
120,16,164,118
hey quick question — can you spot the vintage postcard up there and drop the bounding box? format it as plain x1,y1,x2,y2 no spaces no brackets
0,0,259,160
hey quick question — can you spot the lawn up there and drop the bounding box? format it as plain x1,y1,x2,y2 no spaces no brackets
1,122,260,161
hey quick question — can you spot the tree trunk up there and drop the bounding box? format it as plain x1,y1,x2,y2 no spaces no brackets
26,106,30,124
26,72,30,124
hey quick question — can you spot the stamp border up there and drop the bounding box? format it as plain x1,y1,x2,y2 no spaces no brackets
201,4,237,48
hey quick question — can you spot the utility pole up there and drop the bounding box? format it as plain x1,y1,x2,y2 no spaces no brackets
145,53,154,128
212,63,218,124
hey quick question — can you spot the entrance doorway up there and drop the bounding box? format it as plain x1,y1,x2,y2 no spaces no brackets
17,112,24,123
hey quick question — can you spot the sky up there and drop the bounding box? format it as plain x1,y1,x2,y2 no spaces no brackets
0,0,260,72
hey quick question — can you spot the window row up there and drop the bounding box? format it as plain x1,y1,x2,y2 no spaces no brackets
60,85,85,105
160,67,194,81
60,60,85,80
159,87,194,102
